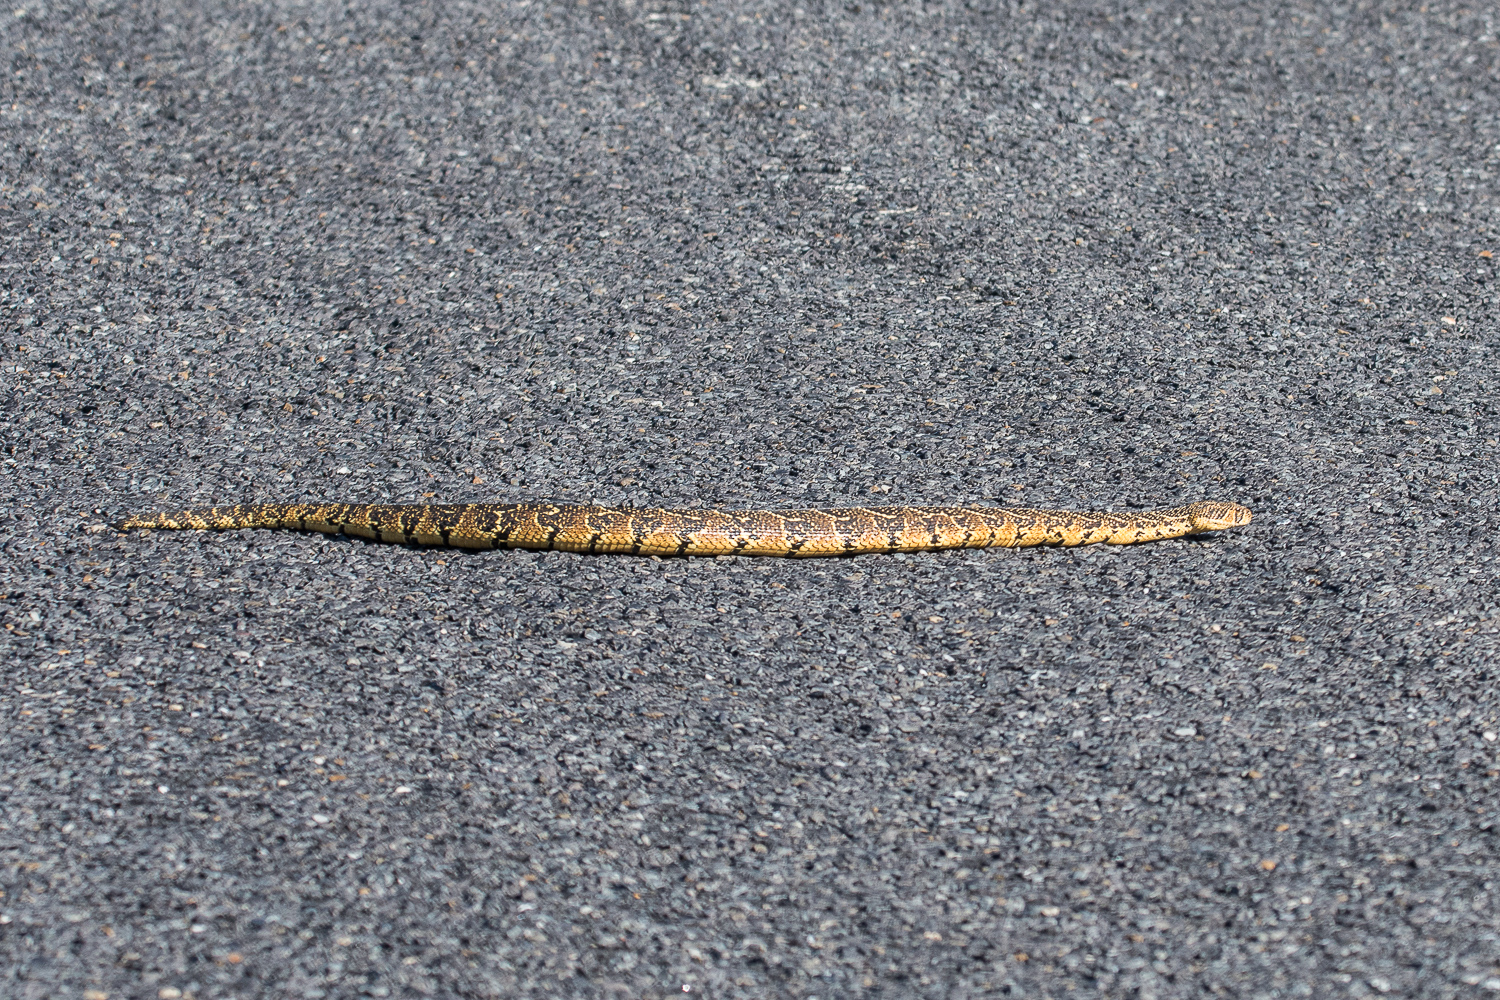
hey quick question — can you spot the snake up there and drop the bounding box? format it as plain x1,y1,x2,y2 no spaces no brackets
115,500,1252,557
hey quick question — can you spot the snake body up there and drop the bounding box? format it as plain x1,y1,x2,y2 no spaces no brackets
116,500,1251,557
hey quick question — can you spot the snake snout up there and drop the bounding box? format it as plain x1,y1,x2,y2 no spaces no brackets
1188,501,1253,532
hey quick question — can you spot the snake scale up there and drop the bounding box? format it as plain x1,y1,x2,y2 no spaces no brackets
116,500,1252,557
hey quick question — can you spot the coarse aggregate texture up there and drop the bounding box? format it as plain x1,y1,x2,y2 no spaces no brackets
2,0,1499,998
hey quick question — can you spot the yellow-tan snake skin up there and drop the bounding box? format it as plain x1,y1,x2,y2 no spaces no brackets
116,501,1252,557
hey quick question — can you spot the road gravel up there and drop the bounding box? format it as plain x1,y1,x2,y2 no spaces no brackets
2,1,1498,998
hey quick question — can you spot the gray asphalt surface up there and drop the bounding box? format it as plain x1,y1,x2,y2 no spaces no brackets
3,1,1499,997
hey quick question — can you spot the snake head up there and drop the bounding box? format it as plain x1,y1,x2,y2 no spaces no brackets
1187,501,1253,533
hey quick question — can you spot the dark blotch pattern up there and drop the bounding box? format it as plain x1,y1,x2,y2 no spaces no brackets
116,501,1252,557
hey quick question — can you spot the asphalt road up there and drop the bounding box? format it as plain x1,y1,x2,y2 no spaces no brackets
3,1,1498,998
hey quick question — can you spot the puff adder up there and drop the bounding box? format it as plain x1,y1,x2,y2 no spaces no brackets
116,500,1252,557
